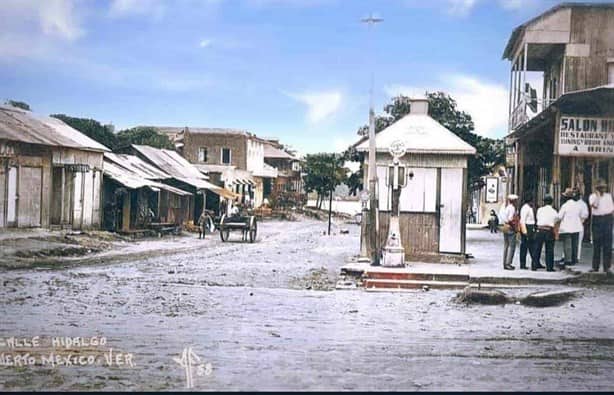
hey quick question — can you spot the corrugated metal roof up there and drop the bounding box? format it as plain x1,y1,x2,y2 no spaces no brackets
0,105,110,152
132,145,207,180
105,152,170,180
103,159,192,196
263,143,296,159
356,114,476,155
130,145,243,197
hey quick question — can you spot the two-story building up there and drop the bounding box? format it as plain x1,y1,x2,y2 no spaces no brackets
503,2,614,208
161,127,277,211
263,139,303,198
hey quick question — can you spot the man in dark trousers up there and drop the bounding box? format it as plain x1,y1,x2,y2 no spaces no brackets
519,194,542,270
535,195,559,272
589,180,613,272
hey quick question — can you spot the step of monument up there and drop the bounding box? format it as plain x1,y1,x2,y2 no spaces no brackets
363,271,469,283
363,278,469,290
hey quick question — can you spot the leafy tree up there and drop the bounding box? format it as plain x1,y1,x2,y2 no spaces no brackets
5,100,31,111
116,127,174,150
303,153,348,209
346,92,505,192
51,114,119,150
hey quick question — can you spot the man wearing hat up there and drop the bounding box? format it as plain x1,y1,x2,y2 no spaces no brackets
500,194,519,270
558,187,586,267
589,180,613,272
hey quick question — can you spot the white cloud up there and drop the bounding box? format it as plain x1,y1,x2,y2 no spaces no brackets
446,0,478,16
442,74,508,137
0,0,84,59
39,0,83,40
199,39,213,48
109,0,166,18
286,90,343,123
385,74,509,138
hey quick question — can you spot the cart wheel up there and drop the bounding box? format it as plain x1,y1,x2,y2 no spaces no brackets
249,217,257,243
220,228,229,242
219,215,229,242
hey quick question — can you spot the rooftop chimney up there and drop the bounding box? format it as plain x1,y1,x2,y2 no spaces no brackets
409,97,429,115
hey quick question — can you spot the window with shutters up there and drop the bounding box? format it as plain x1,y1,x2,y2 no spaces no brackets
198,147,208,163
221,148,231,165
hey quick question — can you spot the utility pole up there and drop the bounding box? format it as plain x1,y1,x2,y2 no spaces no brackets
362,13,383,266
328,154,336,236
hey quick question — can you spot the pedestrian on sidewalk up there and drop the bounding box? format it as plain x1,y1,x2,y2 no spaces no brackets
519,193,539,270
500,194,519,270
535,195,559,272
573,187,589,263
558,187,585,268
488,209,499,233
198,210,208,239
589,180,613,273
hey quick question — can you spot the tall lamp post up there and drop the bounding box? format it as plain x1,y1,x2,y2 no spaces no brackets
362,14,383,266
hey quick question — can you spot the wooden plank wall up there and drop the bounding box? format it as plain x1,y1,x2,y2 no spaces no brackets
565,7,614,92
378,212,439,260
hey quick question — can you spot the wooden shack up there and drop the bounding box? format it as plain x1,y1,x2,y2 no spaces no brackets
102,153,193,233
0,105,109,229
355,98,476,263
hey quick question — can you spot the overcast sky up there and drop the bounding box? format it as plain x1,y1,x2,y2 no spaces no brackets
1,0,607,154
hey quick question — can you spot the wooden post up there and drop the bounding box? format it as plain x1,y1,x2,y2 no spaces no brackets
508,63,514,119
122,192,131,232
552,113,561,208
518,141,524,199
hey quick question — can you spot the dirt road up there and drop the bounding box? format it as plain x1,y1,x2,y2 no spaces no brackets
1,218,614,391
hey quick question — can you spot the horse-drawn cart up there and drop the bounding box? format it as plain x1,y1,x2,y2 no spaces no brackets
218,214,258,243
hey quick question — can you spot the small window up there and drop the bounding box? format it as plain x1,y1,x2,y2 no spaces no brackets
608,61,614,84
198,147,208,162
221,148,231,165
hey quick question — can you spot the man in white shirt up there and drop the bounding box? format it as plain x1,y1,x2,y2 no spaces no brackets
501,194,519,270
535,195,559,272
589,180,613,272
573,188,590,262
519,194,541,270
558,188,585,266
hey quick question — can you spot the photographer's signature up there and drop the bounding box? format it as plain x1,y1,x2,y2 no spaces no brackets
173,347,212,389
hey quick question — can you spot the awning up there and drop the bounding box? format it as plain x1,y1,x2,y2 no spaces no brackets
155,183,192,196
104,159,192,196
209,186,240,200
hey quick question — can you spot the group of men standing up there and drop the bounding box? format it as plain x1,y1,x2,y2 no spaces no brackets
499,180,613,272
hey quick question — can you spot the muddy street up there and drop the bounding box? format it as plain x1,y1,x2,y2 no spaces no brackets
1,218,614,391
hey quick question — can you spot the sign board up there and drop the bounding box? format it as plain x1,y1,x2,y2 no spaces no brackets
559,116,614,157
485,177,498,203
388,140,406,159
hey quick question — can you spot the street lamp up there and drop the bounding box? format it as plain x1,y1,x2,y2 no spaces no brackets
361,13,383,266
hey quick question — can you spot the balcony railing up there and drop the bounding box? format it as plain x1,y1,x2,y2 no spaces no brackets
509,94,557,131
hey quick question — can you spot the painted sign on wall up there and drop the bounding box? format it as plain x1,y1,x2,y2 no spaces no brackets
485,177,498,203
559,116,614,157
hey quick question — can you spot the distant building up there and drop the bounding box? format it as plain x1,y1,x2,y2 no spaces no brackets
263,140,303,197
503,2,614,207
154,127,278,209
0,105,109,229
120,144,237,223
